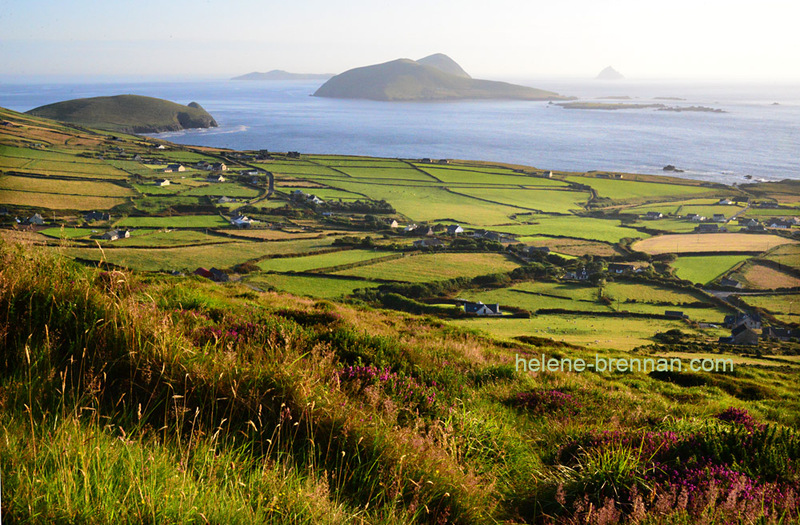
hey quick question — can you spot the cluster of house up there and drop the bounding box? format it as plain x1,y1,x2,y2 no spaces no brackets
98,229,131,241
564,263,642,281
419,158,450,164
194,161,228,172
229,214,255,228
84,211,111,222
718,312,798,345
291,190,324,205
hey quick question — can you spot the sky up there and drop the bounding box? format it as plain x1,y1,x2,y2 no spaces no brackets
2,0,799,81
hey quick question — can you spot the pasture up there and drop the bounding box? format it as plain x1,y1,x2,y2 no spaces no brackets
491,216,647,243
257,249,391,273
739,294,800,325
335,252,520,282
0,174,135,197
731,262,800,290
671,255,751,284
451,187,589,213
116,215,230,229
632,233,796,255
566,175,714,201
245,274,377,299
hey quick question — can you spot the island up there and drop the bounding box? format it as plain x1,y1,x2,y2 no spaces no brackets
232,70,333,81
313,53,568,102
596,66,625,80
26,94,218,133
558,102,726,113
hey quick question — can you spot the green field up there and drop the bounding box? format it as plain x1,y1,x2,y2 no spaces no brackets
181,183,260,198
763,244,800,271
490,216,648,243
0,174,134,197
458,286,611,313
335,252,520,282
245,274,378,299
116,215,230,229
334,166,438,182
671,255,751,284
258,249,393,273
738,294,800,325
64,237,335,271
112,230,236,247
326,180,522,225
416,165,569,187
452,187,589,213
449,314,722,350
39,227,96,239
566,175,713,201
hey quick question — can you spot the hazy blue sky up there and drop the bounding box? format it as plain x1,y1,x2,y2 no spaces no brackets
2,0,799,80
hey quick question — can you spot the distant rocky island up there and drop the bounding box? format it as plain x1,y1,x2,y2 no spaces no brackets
232,70,333,81
596,66,624,80
558,101,726,113
26,95,218,133
313,53,568,102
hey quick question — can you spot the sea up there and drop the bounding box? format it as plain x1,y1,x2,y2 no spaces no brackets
1,78,798,184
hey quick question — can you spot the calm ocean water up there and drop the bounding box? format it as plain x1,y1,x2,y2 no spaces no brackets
1,79,798,184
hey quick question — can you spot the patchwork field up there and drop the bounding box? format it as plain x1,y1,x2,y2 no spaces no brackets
731,262,800,290
738,294,800,325
671,255,751,284
257,249,392,273
244,273,377,299
632,232,796,254
335,252,520,282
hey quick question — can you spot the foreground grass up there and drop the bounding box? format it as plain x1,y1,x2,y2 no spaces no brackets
1,241,799,524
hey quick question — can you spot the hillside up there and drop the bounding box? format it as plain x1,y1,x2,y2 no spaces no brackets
2,106,800,524
232,70,333,81
416,53,471,78
26,94,218,133
313,57,566,101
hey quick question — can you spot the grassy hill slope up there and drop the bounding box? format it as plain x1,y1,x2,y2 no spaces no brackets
27,94,218,133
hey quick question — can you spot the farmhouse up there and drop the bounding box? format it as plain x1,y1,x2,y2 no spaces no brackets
718,198,733,205
720,278,742,289
762,327,799,341
25,213,45,225
413,238,445,249
767,220,792,229
387,219,399,229
446,224,464,235
665,310,688,319
690,215,706,222
463,301,502,316
100,229,130,241
164,164,185,173
230,214,253,228
608,263,639,274
695,223,725,233
206,174,226,183
84,211,110,222
564,268,590,281
645,211,663,220
211,163,228,171
209,268,230,282
403,224,418,233
712,214,726,223
196,161,211,170
724,312,762,330
154,179,171,186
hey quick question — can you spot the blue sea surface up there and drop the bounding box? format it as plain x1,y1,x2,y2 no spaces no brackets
1,79,798,184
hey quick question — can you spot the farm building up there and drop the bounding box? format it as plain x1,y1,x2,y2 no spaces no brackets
695,223,725,233
100,229,130,241
564,268,590,281
211,163,228,171
164,164,185,173
206,174,226,183
665,311,688,319
463,301,502,316
447,224,464,235
413,239,445,249
230,214,253,228
719,325,759,346
84,211,110,222
154,179,171,186
724,312,762,330
720,278,742,289
645,211,663,220
608,263,640,274
712,214,726,223
387,220,399,229
25,213,45,225
767,220,792,229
